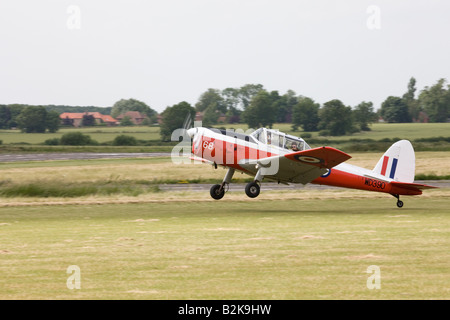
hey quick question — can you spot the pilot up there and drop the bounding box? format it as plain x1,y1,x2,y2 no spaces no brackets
291,142,299,151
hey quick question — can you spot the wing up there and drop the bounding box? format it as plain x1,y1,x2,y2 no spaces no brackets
239,146,351,184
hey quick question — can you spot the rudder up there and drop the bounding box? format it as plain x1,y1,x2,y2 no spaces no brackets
373,140,415,183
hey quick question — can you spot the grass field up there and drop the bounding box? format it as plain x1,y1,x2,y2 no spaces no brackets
0,126,161,145
1,123,450,145
0,152,449,299
0,195,449,300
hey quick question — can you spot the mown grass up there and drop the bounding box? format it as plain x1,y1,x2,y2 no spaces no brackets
0,180,162,198
0,197,448,299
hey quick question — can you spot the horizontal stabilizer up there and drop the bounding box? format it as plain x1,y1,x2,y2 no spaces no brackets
391,181,438,192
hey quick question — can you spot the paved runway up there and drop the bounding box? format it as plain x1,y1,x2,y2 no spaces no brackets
0,152,171,162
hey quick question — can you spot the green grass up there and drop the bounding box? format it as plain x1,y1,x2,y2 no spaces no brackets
0,126,161,144
1,123,450,145
221,122,450,141
0,197,448,299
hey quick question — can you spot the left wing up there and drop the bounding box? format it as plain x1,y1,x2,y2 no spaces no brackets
239,147,351,184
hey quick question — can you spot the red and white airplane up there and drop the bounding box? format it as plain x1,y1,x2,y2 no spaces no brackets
183,126,436,208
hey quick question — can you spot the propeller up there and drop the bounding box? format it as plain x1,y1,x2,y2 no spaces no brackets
182,112,192,132
182,112,198,138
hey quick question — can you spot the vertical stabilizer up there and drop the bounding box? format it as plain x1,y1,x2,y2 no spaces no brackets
373,140,415,183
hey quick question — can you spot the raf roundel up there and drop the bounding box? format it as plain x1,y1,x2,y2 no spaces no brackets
295,155,321,164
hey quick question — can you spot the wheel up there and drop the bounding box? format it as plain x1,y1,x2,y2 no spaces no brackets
397,200,404,208
245,181,260,198
210,184,225,200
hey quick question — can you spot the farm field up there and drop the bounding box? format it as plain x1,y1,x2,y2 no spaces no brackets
1,123,450,145
0,126,160,145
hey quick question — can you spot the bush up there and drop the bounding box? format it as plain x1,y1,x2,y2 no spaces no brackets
113,135,138,146
60,132,97,146
44,138,60,145
301,133,312,139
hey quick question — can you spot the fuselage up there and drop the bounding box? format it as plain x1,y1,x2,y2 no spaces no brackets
190,127,422,196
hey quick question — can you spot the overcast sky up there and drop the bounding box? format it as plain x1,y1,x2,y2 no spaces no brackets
1,0,449,113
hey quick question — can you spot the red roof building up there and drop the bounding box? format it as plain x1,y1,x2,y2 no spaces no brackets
60,112,118,127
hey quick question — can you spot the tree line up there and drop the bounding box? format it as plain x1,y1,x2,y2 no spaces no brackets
0,99,158,132
1,77,448,138
159,77,450,140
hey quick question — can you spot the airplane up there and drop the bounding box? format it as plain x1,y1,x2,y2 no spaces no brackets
183,125,437,208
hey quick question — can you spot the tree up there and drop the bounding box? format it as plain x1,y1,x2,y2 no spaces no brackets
0,105,11,129
195,89,226,113
82,114,96,126
159,101,196,142
238,84,265,110
276,90,297,123
402,77,419,121
195,89,226,126
380,96,411,123
241,90,277,128
16,106,48,133
119,116,134,126
353,101,377,131
8,104,26,128
291,96,320,132
46,111,61,133
418,78,449,122
111,98,156,119
318,99,355,136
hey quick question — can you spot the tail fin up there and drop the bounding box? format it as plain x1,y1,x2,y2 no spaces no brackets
373,140,415,183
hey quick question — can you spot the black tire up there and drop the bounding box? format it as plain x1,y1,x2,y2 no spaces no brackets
245,181,260,198
397,200,404,208
210,184,225,200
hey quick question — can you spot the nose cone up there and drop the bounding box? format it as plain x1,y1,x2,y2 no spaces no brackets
187,127,197,138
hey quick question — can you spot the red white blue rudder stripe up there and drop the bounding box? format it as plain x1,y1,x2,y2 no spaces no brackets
373,140,415,183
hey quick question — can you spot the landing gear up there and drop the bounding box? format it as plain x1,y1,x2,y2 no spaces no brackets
210,184,225,200
245,181,260,198
392,194,404,208
209,168,234,200
244,167,265,198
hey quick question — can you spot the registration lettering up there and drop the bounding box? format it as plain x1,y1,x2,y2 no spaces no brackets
364,178,385,189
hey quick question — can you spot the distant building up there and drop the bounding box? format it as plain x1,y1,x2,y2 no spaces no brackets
116,111,148,125
60,112,118,127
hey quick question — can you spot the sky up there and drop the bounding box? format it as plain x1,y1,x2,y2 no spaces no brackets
1,0,449,113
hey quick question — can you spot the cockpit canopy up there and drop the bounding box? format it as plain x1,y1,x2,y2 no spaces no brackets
250,128,310,152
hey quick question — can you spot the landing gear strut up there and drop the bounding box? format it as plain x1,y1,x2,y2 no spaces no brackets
392,194,404,208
